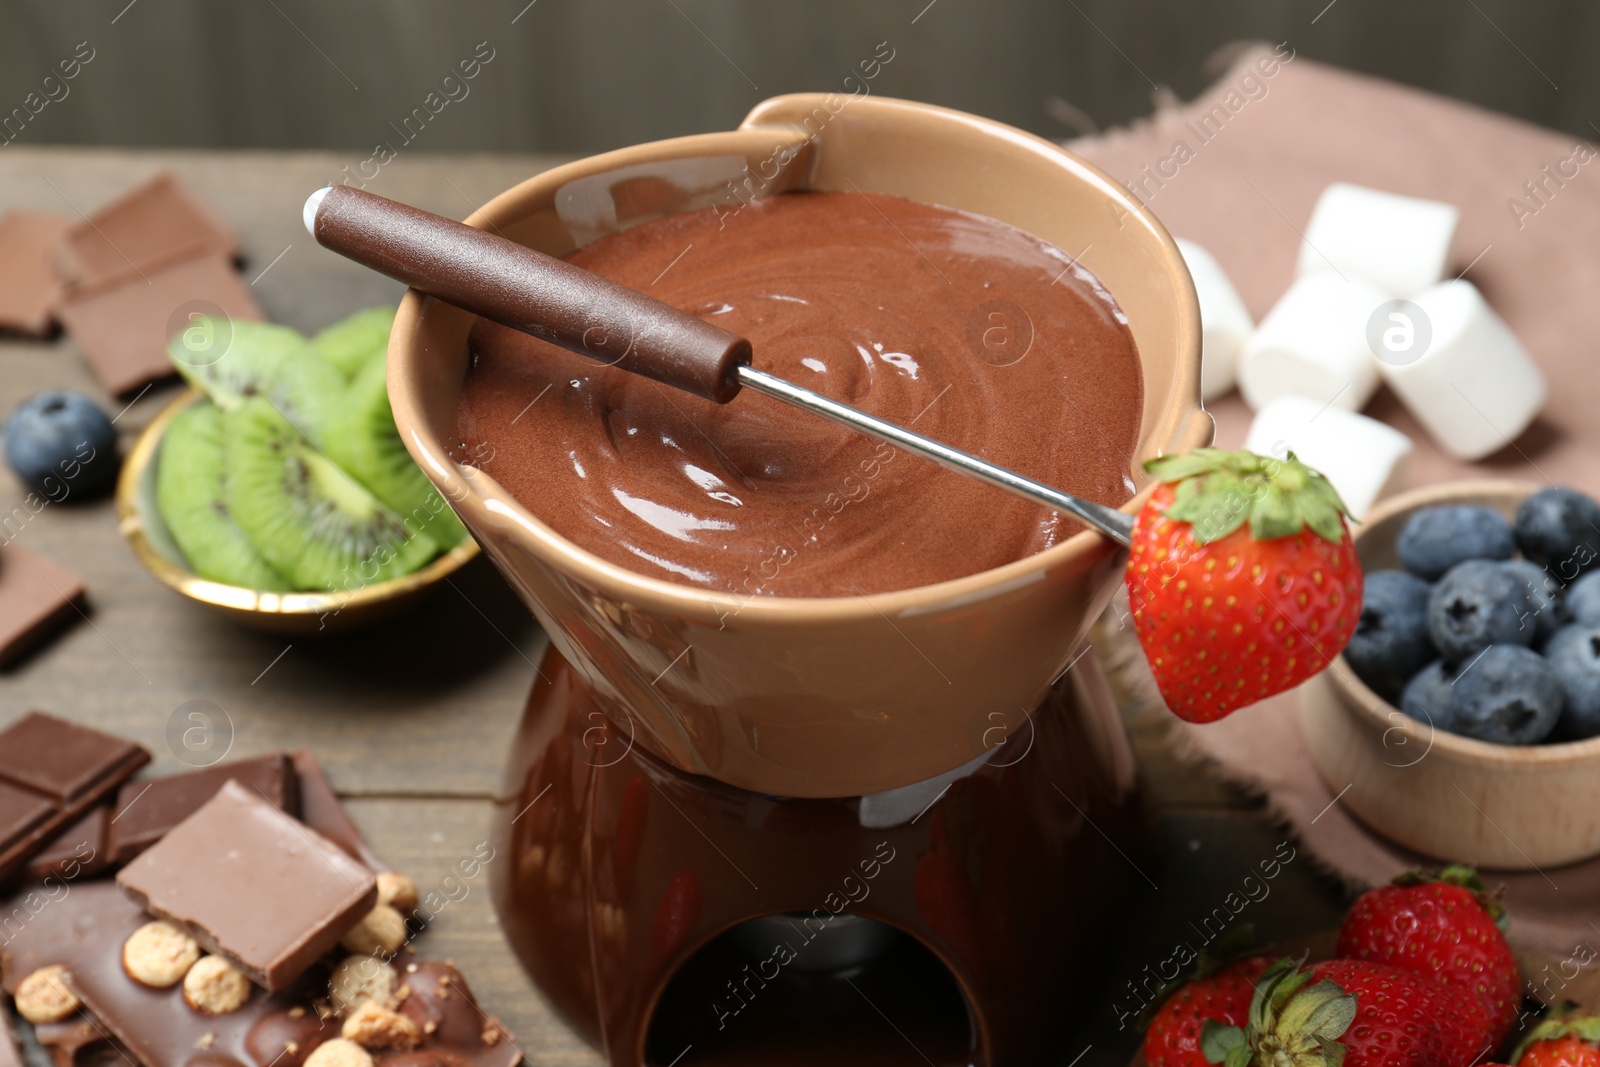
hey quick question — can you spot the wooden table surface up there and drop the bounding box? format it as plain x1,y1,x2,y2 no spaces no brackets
0,147,1349,1067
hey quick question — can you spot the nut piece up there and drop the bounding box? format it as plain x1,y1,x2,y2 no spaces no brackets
15,965,80,1024
329,954,398,1017
303,1038,375,1067
183,955,251,1015
122,921,202,988
340,1000,422,1051
375,872,419,915
339,905,407,958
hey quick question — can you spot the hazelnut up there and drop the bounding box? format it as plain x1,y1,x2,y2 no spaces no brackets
339,905,407,958
123,921,201,988
329,955,397,1017
375,872,419,915
183,955,250,1015
15,965,80,1023
340,1001,421,1051
481,1023,505,1047
303,1038,374,1067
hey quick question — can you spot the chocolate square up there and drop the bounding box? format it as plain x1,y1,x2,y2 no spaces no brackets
22,804,109,883
106,752,296,865
116,779,376,991
0,212,72,337
0,543,86,670
56,250,264,396
54,172,237,289
0,713,148,888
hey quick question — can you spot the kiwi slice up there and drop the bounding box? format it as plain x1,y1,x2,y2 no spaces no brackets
325,356,469,548
155,402,292,590
224,397,439,592
168,319,343,447
311,306,396,380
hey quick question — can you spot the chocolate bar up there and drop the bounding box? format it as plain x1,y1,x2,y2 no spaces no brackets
0,212,72,337
56,250,264,396
116,781,375,992
30,1021,133,1067
291,752,388,873
0,714,148,888
106,754,296,866
0,880,144,993
0,545,87,671
22,806,109,884
54,173,238,289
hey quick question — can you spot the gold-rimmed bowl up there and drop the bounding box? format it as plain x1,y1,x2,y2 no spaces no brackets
116,388,479,635
1301,479,1600,870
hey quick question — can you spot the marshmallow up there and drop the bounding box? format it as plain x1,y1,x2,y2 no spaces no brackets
1177,238,1254,402
1297,183,1459,298
1244,395,1413,519
1377,279,1546,461
1238,272,1388,413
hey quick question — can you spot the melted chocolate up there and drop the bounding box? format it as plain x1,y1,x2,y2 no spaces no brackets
457,190,1142,597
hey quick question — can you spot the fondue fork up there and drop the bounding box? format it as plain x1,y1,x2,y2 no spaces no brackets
304,186,1137,547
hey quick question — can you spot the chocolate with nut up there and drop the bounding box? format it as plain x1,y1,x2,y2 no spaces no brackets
116,781,375,992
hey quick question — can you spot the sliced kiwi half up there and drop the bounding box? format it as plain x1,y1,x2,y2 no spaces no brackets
156,401,292,591
169,319,344,447
325,356,469,549
311,306,396,380
224,396,439,592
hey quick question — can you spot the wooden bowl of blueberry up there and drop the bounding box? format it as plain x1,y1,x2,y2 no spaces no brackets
1300,479,1600,869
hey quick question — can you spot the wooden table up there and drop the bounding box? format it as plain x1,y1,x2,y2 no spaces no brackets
0,148,1349,1067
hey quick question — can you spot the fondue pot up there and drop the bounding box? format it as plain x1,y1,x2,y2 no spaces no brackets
387,94,1207,1065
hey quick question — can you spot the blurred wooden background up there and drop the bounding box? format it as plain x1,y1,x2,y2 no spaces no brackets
1,0,1594,156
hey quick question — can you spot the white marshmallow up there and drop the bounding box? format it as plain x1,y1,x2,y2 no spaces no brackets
1176,238,1254,402
1377,279,1546,461
1297,183,1459,298
1243,395,1413,519
1238,272,1388,413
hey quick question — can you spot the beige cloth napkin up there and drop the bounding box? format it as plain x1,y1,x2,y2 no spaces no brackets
1072,48,1600,958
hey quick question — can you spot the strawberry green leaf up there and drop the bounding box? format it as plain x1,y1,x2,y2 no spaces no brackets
1201,1021,1246,1065
1150,449,1351,545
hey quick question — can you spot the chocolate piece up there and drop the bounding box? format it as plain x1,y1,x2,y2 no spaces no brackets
0,544,87,670
54,173,237,289
393,960,521,1067
56,251,264,396
0,212,72,336
0,714,148,888
0,881,145,994
116,781,375,992
32,1020,134,1067
22,806,109,883
291,751,388,873
106,754,296,866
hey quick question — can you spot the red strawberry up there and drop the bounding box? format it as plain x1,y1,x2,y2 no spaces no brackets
1337,865,1521,1044
1143,955,1272,1067
1201,956,1492,1067
1514,1008,1600,1067
1125,449,1363,722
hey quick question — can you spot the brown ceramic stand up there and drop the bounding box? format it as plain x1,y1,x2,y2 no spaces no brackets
492,641,1146,1066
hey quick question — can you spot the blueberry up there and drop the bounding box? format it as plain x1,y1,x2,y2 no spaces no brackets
1450,644,1563,744
1343,570,1435,701
1545,624,1600,738
1501,559,1564,645
1396,505,1515,580
2,391,120,501
1567,571,1600,626
1400,660,1462,734
1514,487,1600,579
1426,560,1536,662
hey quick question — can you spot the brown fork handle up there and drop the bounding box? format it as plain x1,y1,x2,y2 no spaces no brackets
308,185,751,403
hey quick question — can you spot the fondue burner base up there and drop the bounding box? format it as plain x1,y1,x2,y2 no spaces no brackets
491,642,1147,1066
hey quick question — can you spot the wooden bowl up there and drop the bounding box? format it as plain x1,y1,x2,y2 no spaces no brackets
115,388,479,635
1300,479,1600,869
